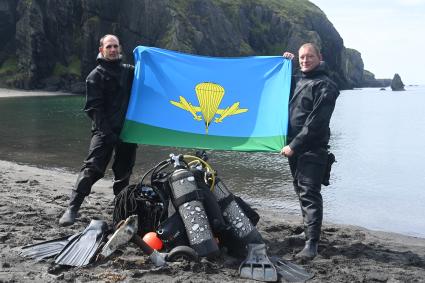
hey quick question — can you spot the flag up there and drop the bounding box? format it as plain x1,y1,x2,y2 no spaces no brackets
120,46,292,152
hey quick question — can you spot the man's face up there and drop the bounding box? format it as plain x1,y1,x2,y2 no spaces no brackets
298,46,321,73
99,36,121,61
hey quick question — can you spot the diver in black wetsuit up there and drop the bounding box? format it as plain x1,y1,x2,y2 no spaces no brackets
281,43,339,260
59,34,136,226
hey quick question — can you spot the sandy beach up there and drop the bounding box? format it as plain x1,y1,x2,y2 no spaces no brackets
1,88,424,282
0,159,424,282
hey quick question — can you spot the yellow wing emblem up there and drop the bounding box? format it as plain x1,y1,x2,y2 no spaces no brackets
170,96,202,121
170,82,248,134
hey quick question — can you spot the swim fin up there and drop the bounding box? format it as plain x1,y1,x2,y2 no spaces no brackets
20,233,80,261
239,243,278,282
55,219,108,267
98,215,138,259
269,256,314,282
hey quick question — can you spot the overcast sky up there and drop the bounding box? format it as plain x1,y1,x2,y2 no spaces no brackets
310,0,425,84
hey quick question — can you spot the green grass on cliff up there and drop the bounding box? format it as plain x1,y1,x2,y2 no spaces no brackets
0,57,18,76
213,0,322,22
166,0,325,56
170,0,323,24
68,56,81,76
53,55,81,77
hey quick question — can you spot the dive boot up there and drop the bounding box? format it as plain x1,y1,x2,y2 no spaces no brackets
295,240,318,260
59,206,79,227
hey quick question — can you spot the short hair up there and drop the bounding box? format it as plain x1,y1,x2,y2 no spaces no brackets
299,43,321,57
99,34,120,47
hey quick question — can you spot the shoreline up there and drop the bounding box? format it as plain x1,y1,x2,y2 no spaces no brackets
1,158,425,242
0,87,78,98
3,158,424,241
1,159,424,282
1,85,423,99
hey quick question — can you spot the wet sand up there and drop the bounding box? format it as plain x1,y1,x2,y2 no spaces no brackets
0,159,424,283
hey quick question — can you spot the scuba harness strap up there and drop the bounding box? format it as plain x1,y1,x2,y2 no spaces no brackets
172,189,204,208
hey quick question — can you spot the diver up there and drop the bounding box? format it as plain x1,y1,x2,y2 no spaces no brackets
59,34,137,226
281,43,339,260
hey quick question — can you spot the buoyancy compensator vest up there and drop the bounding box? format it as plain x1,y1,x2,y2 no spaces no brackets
156,211,189,251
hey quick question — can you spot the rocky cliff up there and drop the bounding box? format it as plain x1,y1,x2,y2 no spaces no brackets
0,0,383,92
341,48,363,88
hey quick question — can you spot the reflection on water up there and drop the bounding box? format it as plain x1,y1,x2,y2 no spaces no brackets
1,86,425,237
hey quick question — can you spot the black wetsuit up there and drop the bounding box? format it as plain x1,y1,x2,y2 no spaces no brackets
287,62,339,242
70,54,137,207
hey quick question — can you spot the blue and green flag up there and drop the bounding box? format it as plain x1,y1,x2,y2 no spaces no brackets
120,46,292,152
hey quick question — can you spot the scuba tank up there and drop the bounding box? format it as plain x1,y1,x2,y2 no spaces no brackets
212,177,264,256
168,167,219,257
155,155,224,252
189,166,226,234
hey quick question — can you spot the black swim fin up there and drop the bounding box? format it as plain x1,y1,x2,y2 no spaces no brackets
269,256,314,282
20,233,80,261
55,219,108,267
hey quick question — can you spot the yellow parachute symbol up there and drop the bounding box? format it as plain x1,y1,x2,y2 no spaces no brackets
170,82,248,134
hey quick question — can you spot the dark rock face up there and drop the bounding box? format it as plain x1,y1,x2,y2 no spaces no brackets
0,0,370,91
361,70,391,88
0,0,16,57
391,73,405,91
4,0,82,90
341,48,363,89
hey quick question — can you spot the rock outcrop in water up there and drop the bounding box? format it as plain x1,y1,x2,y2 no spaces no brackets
391,73,405,91
0,0,387,92
362,70,392,88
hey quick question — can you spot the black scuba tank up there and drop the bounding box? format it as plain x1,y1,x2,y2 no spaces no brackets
168,168,219,257
190,167,226,233
212,177,264,256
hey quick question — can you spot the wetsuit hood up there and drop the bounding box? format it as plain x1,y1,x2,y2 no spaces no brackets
96,53,122,69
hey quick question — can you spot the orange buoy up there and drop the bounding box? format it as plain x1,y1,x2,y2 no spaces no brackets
142,232,163,250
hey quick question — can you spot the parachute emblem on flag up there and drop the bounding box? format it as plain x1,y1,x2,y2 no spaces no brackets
170,82,248,134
